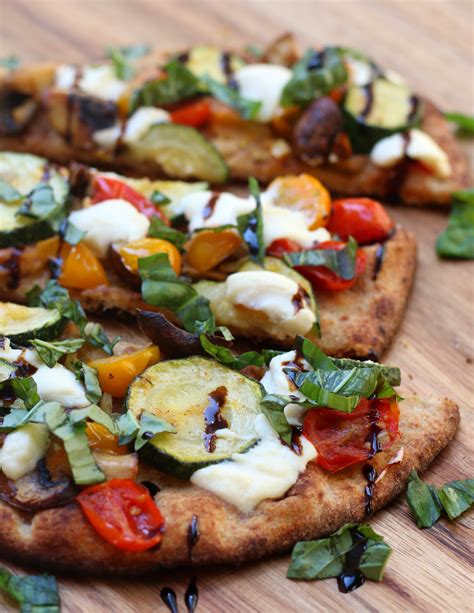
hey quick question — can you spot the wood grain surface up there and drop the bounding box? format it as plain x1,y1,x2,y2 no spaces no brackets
0,0,473,611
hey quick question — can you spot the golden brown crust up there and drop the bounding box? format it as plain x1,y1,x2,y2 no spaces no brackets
0,395,459,575
0,229,416,359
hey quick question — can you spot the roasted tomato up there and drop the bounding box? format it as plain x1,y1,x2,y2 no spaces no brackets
118,238,182,276
170,98,211,127
86,423,129,454
91,176,169,223
303,397,400,472
185,229,243,272
266,238,302,258
295,240,367,292
76,479,165,552
327,198,393,245
58,242,109,290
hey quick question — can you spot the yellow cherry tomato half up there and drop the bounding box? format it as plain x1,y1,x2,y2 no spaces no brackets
186,229,243,273
59,242,109,290
88,345,160,398
119,238,181,276
266,173,331,229
86,423,129,455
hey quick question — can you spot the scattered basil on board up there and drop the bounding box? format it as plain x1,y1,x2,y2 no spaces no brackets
406,470,474,528
444,111,474,135
106,44,151,80
0,566,60,612
436,189,474,259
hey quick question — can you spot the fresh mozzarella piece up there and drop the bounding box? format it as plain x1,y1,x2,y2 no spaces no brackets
79,65,128,101
370,129,452,178
181,190,330,247
1,423,49,480
406,129,452,178
191,414,316,513
346,57,374,86
0,345,90,408
69,199,150,258
261,351,310,426
234,64,292,122
226,271,316,338
124,107,171,143
55,64,77,90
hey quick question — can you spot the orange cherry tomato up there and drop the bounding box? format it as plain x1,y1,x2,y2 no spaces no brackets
58,242,109,290
327,198,393,245
118,238,181,277
266,174,331,229
86,423,129,455
170,98,211,127
91,176,169,223
208,98,242,125
76,479,165,552
303,397,400,473
88,345,160,398
186,229,243,273
295,240,367,292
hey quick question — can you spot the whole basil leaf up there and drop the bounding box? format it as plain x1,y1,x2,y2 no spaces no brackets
284,237,358,280
0,179,22,203
437,481,474,520
358,540,392,581
237,177,264,264
131,60,200,110
0,566,60,612
281,47,348,108
148,215,187,249
436,189,474,259
30,338,85,368
445,112,474,135
202,75,261,120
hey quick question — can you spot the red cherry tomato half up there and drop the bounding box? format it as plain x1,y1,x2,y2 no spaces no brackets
91,176,169,223
303,397,400,473
266,238,303,258
295,240,367,292
327,198,393,245
76,479,165,552
170,98,211,127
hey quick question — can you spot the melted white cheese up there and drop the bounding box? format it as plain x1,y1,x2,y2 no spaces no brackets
191,414,316,512
225,271,316,338
124,106,170,142
55,64,128,101
0,423,49,480
0,343,90,408
69,199,150,258
183,191,255,232
370,129,452,178
234,64,292,122
55,64,77,90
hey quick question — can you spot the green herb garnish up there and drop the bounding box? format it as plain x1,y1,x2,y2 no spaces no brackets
202,76,261,120
436,189,474,259
106,44,151,80
148,215,188,249
30,338,85,368
237,177,265,264
0,566,60,612
445,112,474,135
284,237,358,280
131,60,200,110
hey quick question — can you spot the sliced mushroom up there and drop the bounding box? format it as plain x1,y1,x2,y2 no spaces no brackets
0,89,38,135
293,96,347,165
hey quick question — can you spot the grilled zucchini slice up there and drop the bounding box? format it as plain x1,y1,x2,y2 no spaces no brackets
181,45,245,84
127,124,228,184
0,302,65,344
126,356,262,478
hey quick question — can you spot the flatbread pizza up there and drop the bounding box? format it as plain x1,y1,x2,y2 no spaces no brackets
0,34,468,206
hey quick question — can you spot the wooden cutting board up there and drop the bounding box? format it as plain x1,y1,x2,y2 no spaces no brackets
0,1,472,611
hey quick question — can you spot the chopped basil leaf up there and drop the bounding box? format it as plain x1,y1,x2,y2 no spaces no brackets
237,177,264,264
138,252,214,333
260,394,304,445
0,376,40,410
0,566,60,612
17,183,65,231
115,410,139,445
295,335,338,371
69,404,117,435
436,189,474,259
200,334,264,370
445,111,474,135
106,44,151,80
131,59,200,110
0,179,22,203
72,361,102,404
83,322,120,356
245,44,263,59
30,338,85,368
281,47,348,108
287,523,391,585
148,215,187,249
284,237,358,280
28,280,87,332
150,190,171,206
0,55,20,71
201,75,261,120
62,220,86,245
407,470,474,527
134,411,176,451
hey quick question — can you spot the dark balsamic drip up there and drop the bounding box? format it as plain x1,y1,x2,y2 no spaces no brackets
290,426,303,456
41,163,51,182
362,463,378,517
160,587,178,613
282,350,306,391
203,386,228,452
221,52,238,89
184,576,199,613
12,355,37,378
366,402,382,458
291,286,310,313
408,95,420,123
1,247,22,290
0,338,5,349
36,457,59,488
372,243,386,280
48,257,63,280
359,83,374,119
337,528,368,593
202,192,219,220
69,162,92,198
141,480,160,496
187,515,200,558
307,49,324,70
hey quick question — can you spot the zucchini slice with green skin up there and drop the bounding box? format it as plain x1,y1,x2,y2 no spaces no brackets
343,78,422,153
181,45,245,84
0,302,65,344
0,151,69,247
126,356,262,478
127,124,229,184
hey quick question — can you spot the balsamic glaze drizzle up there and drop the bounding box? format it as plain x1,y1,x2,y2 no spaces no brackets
202,193,219,220
184,576,199,613
372,243,386,280
1,247,22,290
337,528,368,593
187,515,200,558
362,401,382,517
160,587,178,613
362,463,378,517
203,386,228,452
141,481,160,497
